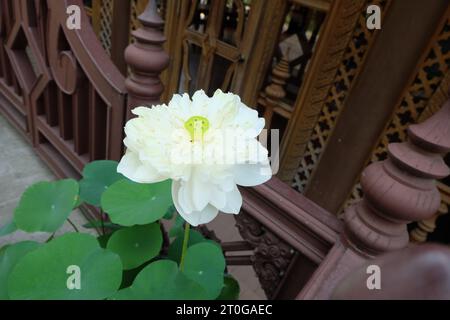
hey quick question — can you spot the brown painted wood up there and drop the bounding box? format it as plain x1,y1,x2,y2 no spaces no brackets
73,74,89,155
277,0,365,183
332,244,450,299
235,176,343,298
238,0,287,106
1,0,449,301
0,0,128,227
125,0,169,116
110,0,131,76
305,0,449,214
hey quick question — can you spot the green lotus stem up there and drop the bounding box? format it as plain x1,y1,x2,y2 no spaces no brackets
179,222,190,271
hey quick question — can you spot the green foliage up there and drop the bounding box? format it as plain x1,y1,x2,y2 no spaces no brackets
169,213,185,238
111,260,208,300
183,242,226,299
217,274,240,300
163,204,176,220
1,159,238,300
79,160,124,206
101,179,173,226
106,224,162,270
167,229,205,263
14,179,79,233
83,220,122,231
0,241,41,299
0,220,17,237
8,233,122,300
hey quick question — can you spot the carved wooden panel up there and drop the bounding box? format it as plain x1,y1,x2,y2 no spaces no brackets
277,0,366,183
0,0,126,224
346,9,450,208
292,0,391,192
255,1,328,132
0,0,27,139
164,0,260,98
235,212,296,298
230,177,343,299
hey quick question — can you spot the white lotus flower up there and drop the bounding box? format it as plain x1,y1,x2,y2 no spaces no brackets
117,89,272,226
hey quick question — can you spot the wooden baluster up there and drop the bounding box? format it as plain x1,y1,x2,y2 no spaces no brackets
410,183,450,243
410,206,447,243
298,97,450,299
124,0,169,118
344,100,450,256
263,54,290,128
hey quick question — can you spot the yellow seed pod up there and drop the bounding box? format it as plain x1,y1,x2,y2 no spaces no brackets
184,116,210,141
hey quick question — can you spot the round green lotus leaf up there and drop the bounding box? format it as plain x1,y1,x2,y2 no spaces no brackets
8,233,122,300
83,220,122,231
79,160,124,207
109,287,139,300
169,214,185,238
111,260,208,300
107,223,162,270
217,274,240,300
183,242,226,299
0,220,17,237
0,241,41,299
167,229,205,263
14,179,79,233
101,179,173,226
97,233,112,249
163,205,176,220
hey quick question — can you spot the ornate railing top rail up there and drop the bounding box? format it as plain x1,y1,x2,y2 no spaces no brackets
1,0,450,300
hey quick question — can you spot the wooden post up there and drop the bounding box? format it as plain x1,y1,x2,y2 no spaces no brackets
124,0,169,118
297,97,450,299
110,0,131,75
263,55,290,128
304,0,450,214
344,100,450,255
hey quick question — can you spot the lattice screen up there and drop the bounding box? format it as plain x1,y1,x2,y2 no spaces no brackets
97,0,114,54
130,0,148,34
93,0,162,54
345,15,450,208
292,0,391,192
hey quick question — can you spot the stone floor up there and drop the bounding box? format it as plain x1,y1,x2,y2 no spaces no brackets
0,114,93,247
0,113,264,300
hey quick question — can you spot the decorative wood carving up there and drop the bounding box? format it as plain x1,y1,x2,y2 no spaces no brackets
2,0,450,301
164,0,274,101
238,0,289,106
260,55,290,129
409,73,450,243
295,98,450,299
235,211,296,299
418,70,450,122
278,0,365,183
0,0,127,223
293,0,391,193
233,177,342,299
345,7,450,211
196,225,222,244
125,0,169,116
344,101,450,255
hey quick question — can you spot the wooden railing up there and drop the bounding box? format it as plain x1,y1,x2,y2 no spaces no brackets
1,0,450,300
0,0,167,221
